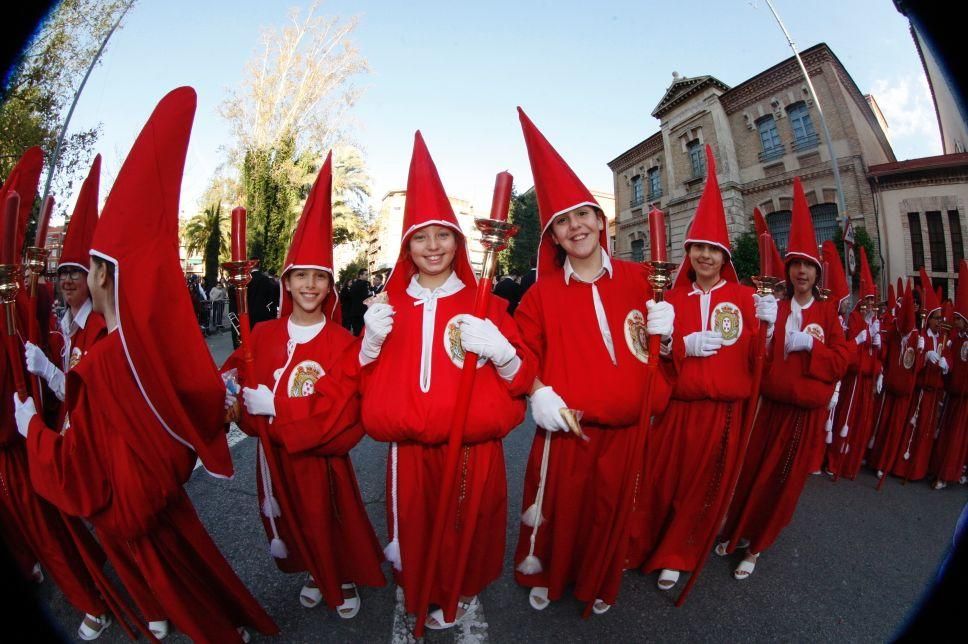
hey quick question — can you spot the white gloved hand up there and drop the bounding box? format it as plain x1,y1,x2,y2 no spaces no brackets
13,394,37,438
876,373,883,394
785,331,814,353
870,319,880,338
939,357,949,373
646,299,674,339
854,330,868,345
684,330,725,358
925,350,941,365
243,384,276,417
917,335,925,351
753,293,778,325
529,386,571,433
24,342,57,380
360,303,394,361
455,314,516,366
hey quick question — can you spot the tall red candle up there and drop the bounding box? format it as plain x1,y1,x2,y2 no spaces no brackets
648,207,667,262
2,192,20,264
489,172,513,222
758,232,774,277
231,206,247,261
34,195,54,248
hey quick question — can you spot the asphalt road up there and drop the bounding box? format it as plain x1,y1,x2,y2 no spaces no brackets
33,329,968,643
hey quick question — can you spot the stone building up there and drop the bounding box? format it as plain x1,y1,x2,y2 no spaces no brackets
608,43,895,270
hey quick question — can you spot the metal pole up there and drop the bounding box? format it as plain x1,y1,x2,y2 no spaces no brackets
762,0,852,285
40,0,136,205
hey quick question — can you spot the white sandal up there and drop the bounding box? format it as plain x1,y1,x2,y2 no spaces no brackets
299,575,322,608
425,596,479,630
148,620,169,640
714,541,729,557
77,613,111,641
337,583,361,619
237,626,251,643
733,553,759,580
528,586,550,611
592,599,611,615
31,563,44,584
657,569,679,590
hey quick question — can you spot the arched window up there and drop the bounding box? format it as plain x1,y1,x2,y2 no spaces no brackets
756,115,783,161
787,102,819,151
810,203,839,244
767,210,792,253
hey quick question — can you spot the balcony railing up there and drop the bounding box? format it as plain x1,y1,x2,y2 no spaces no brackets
792,133,820,152
647,188,663,200
630,194,644,207
758,145,785,163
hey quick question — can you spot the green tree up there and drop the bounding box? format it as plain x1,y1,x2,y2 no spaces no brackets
337,253,368,285
182,203,228,289
731,230,760,281
331,145,371,245
501,188,540,275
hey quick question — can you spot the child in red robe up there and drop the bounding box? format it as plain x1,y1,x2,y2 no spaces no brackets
511,108,674,614
931,260,968,488
718,178,850,578
640,145,777,591
15,88,277,643
358,132,535,630
222,152,385,617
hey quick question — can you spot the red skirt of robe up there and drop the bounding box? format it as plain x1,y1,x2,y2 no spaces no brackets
826,372,877,479
890,387,943,481
722,399,825,553
931,394,968,483
868,392,915,473
388,439,506,619
641,399,744,573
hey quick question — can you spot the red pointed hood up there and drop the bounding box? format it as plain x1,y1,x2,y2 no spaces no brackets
278,151,340,323
0,146,44,258
918,267,941,318
956,259,967,323
785,177,821,269
752,207,784,282
517,107,606,279
858,247,876,300
896,276,905,303
674,145,738,288
384,131,476,297
89,87,233,479
898,278,916,334
58,155,101,271
821,240,850,307
886,282,896,313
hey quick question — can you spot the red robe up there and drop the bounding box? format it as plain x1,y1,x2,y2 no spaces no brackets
869,328,924,473
360,279,534,619
47,307,108,432
826,310,881,479
642,279,760,573
724,297,849,553
931,332,968,483
890,330,948,481
0,304,106,619
224,317,385,608
26,331,277,642
512,259,671,605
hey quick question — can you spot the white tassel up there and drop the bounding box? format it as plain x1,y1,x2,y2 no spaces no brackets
270,537,288,559
262,495,281,518
825,429,833,445
840,424,849,438
520,503,543,528
384,538,402,572
516,554,543,575
868,436,876,450
903,450,911,460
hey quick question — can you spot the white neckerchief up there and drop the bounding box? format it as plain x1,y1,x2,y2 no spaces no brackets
787,295,814,335
563,248,616,365
407,271,466,392
688,279,728,333
926,327,938,351
60,299,93,371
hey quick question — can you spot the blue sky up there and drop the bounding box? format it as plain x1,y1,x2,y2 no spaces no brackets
57,0,939,221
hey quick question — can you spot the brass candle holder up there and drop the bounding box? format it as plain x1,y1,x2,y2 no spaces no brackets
474,218,519,283
221,259,259,316
24,246,50,298
646,261,678,303
751,274,781,297
0,264,24,336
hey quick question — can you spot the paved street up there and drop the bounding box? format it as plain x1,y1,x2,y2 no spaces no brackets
35,328,967,643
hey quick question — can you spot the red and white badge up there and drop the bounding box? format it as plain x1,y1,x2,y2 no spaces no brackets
712,302,742,346
287,360,324,397
623,309,650,363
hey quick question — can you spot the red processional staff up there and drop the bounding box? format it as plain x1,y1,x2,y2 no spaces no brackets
0,192,156,642
412,172,518,638
23,194,55,402
676,232,779,606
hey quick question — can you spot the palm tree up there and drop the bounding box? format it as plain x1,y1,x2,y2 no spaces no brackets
182,202,228,288
331,145,371,245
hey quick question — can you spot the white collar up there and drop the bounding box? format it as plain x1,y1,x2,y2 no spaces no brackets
287,316,326,345
791,296,814,315
689,279,727,296
407,270,465,305
63,298,93,335
563,248,612,285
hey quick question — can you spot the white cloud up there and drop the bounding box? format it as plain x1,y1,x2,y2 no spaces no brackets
870,75,942,158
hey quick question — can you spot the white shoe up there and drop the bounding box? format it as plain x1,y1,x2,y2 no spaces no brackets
425,596,479,630
77,614,111,641
299,575,322,608
657,569,679,590
733,553,759,580
337,583,360,619
933,480,947,490
592,598,611,615
31,563,44,584
148,620,169,640
528,586,550,611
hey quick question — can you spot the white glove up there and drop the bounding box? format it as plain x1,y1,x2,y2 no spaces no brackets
243,384,276,417
360,303,394,362
753,293,777,325
13,395,37,438
646,299,674,339
827,386,840,411
876,373,883,394
222,368,239,409
529,386,571,433
917,335,925,351
455,315,516,366
24,342,66,401
854,330,868,345
870,319,880,338
925,350,941,365
684,330,725,358
785,331,814,354
939,357,949,373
